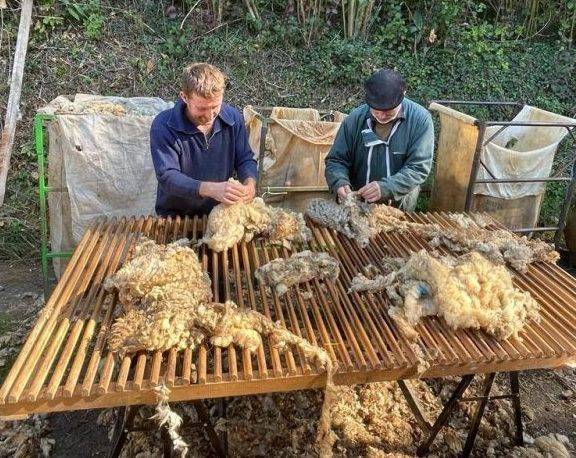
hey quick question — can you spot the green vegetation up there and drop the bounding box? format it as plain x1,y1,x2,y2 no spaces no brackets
0,0,575,258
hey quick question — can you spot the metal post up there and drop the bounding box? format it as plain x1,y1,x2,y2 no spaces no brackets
510,371,524,446
108,406,138,458
462,373,496,457
192,400,226,457
34,114,53,291
256,117,269,196
417,374,474,456
553,146,576,249
465,123,486,212
398,380,431,433
161,427,172,457
35,113,73,293
216,398,229,455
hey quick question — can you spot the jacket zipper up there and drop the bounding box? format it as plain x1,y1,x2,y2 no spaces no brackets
204,130,217,150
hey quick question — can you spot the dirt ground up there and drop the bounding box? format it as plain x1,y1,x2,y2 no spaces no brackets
0,259,574,457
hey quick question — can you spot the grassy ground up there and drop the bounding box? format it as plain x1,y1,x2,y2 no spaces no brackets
0,1,575,259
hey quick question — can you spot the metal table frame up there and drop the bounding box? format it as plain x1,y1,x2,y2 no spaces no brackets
430,100,576,250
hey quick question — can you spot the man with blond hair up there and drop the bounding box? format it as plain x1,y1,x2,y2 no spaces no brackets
150,63,257,216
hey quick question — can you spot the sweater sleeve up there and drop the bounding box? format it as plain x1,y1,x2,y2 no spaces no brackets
150,122,201,198
325,117,354,193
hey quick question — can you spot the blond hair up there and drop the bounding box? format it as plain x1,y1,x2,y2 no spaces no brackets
182,63,226,98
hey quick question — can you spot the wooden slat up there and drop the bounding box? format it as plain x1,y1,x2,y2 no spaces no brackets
2,212,576,417
3,221,107,404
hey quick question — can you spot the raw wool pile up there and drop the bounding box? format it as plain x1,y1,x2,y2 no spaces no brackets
216,390,324,456
40,95,127,116
512,433,571,457
254,250,340,296
366,201,413,233
105,238,331,370
200,194,311,252
0,414,54,457
348,273,387,294
329,381,441,456
203,300,332,369
268,206,312,249
306,193,418,247
305,194,383,246
200,196,271,252
414,221,559,273
104,238,213,353
448,213,490,229
350,250,539,341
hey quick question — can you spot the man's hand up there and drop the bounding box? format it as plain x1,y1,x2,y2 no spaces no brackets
336,185,352,201
358,181,381,203
199,180,246,205
243,178,256,202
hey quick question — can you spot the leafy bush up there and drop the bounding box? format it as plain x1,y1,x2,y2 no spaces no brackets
0,1,575,259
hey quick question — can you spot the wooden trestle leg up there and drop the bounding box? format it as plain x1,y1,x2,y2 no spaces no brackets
413,372,525,457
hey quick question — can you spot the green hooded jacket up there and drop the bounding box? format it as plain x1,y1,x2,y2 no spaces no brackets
325,98,434,209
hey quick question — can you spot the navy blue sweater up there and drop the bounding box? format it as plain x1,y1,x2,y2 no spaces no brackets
150,99,258,216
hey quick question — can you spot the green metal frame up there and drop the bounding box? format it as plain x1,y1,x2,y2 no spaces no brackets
34,113,73,287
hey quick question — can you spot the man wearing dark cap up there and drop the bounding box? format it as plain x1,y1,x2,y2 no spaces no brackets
325,68,434,210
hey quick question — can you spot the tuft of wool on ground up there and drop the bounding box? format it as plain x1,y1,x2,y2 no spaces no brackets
511,433,571,457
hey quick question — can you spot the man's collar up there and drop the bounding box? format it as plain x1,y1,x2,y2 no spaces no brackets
167,98,235,134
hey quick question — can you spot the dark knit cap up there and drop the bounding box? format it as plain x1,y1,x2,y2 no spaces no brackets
364,68,406,110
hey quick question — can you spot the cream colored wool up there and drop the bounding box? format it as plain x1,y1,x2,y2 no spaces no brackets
448,213,489,229
367,202,413,232
267,206,312,248
200,187,310,252
150,385,188,457
105,239,331,372
358,250,540,340
512,433,571,457
415,222,559,273
254,250,340,296
104,238,213,353
200,197,271,252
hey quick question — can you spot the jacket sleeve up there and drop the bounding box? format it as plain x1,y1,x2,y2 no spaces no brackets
234,114,258,182
378,113,434,200
150,122,201,198
325,118,354,193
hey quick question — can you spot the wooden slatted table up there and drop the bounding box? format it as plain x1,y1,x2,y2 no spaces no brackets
0,213,574,455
